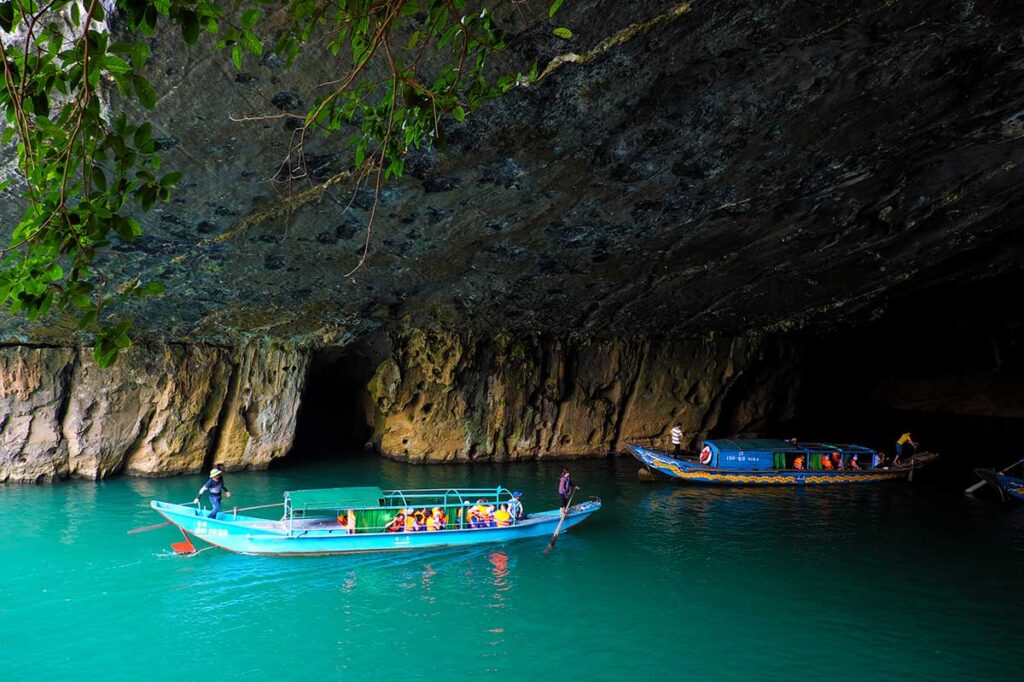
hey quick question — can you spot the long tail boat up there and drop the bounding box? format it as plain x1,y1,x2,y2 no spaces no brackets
150,486,601,556
627,439,938,485
973,468,1024,502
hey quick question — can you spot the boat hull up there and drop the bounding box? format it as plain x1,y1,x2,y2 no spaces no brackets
628,445,932,486
151,500,601,556
975,470,1024,502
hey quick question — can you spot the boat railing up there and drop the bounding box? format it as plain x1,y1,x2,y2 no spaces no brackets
284,487,520,535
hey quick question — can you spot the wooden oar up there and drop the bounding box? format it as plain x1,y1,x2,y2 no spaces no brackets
544,488,577,555
966,458,1024,494
127,521,173,535
171,527,197,555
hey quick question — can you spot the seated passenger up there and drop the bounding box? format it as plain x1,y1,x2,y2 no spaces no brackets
385,512,405,533
493,504,512,527
793,456,805,470
831,453,842,470
821,455,833,470
849,454,860,470
873,451,887,469
485,505,497,527
337,509,357,534
426,507,446,531
404,508,423,532
468,499,490,529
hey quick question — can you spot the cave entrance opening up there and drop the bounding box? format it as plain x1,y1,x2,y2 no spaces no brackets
286,336,386,462
789,273,1024,485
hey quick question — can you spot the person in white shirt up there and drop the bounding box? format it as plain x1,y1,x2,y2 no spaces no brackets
670,423,683,456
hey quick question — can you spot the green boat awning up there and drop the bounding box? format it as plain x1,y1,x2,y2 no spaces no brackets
284,486,384,511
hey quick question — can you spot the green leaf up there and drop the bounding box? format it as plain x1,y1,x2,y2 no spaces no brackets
552,27,573,39
131,41,150,70
231,44,242,70
0,2,14,33
241,32,263,56
549,0,566,18
452,105,465,122
160,171,183,187
181,11,200,45
133,75,156,109
140,281,165,296
241,9,261,29
93,340,119,368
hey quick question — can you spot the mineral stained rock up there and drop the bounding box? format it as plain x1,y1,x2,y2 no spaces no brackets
366,330,802,462
0,342,308,483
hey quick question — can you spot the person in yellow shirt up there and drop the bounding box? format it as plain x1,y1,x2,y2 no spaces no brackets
493,504,512,527
895,432,917,464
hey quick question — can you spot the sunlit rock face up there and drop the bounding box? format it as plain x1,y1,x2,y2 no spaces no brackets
2,1,1023,478
364,330,801,462
0,342,307,482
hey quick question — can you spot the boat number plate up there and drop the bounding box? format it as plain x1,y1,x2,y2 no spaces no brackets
193,520,228,538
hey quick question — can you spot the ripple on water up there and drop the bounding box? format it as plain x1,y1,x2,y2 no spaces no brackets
1,454,1022,680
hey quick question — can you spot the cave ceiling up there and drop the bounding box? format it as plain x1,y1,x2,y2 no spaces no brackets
2,0,1023,344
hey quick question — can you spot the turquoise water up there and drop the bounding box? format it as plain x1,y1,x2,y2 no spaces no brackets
2,454,1022,680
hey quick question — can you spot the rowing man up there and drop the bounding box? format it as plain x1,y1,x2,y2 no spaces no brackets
193,468,231,519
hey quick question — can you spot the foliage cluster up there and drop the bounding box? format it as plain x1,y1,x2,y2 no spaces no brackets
0,0,567,365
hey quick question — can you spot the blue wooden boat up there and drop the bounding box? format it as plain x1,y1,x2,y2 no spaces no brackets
151,486,601,556
627,439,937,486
973,469,1024,502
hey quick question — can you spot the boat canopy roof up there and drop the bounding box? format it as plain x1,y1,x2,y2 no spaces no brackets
708,439,875,454
284,486,384,512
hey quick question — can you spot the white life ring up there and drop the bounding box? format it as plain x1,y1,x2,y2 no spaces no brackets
699,445,713,465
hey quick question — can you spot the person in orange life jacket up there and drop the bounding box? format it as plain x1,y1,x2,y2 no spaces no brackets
493,504,512,527
831,452,842,470
670,423,683,456
426,508,446,531
385,511,405,532
337,509,356,534
404,508,424,532
849,454,860,471
821,454,833,470
558,468,578,513
793,456,805,470
468,500,489,528
193,468,230,519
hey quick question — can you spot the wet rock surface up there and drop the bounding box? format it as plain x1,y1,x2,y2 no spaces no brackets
0,342,308,482
363,330,802,462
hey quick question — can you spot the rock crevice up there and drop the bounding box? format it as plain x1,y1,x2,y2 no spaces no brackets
0,341,309,483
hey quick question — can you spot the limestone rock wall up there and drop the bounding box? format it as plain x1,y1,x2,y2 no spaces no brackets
366,330,802,462
0,342,308,482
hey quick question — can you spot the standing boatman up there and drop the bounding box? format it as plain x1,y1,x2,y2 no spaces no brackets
193,468,231,519
670,422,683,456
894,432,918,464
558,468,578,514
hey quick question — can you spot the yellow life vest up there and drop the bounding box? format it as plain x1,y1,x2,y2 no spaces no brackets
494,509,512,526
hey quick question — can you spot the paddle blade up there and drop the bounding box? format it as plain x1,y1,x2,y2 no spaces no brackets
171,539,197,555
